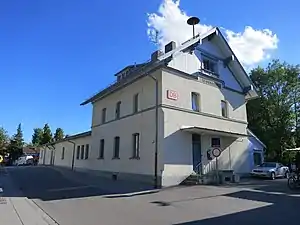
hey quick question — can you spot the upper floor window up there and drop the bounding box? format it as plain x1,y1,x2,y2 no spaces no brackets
115,101,121,119
99,139,105,159
221,100,228,117
191,92,200,112
133,93,139,113
102,108,106,124
80,145,84,159
202,56,218,74
85,144,89,159
211,138,221,147
113,136,120,159
132,133,140,159
61,147,65,160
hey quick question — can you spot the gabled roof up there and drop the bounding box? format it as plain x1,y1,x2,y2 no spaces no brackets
81,27,258,105
247,128,266,149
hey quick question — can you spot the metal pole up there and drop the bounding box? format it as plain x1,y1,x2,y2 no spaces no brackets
149,75,159,188
68,140,76,171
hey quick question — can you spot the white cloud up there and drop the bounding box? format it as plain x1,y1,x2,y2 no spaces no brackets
147,0,279,67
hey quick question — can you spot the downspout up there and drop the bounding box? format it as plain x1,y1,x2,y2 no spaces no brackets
149,74,159,188
68,140,76,171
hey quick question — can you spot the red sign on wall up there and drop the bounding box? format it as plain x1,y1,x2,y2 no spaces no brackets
167,90,178,100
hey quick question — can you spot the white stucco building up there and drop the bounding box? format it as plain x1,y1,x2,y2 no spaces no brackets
40,27,265,187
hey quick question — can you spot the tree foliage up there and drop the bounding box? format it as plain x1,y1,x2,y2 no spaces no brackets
32,128,43,146
248,60,300,163
54,128,65,141
0,127,9,155
7,123,24,160
41,123,53,145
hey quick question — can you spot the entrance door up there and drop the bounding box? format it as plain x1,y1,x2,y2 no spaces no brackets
192,134,202,173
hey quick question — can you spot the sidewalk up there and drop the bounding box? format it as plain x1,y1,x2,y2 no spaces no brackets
0,167,58,225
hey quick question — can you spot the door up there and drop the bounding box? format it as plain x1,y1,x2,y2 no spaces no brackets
192,134,202,173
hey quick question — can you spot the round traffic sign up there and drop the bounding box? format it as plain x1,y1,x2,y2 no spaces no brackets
212,148,221,157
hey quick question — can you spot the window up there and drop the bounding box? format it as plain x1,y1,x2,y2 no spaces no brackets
80,145,84,159
211,138,221,147
115,101,121,119
132,133,140,159
102,108,107,123
133,93,139,113
85,144,89,159
113,136,120,159
191,92,200,112
61,147,65,160
202,57,217,74
76,146,80,159
221,100,228,117
99,139,105,159
253,152,262,166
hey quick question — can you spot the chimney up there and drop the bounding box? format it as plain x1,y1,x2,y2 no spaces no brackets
165,41,176,53
151,50,163,62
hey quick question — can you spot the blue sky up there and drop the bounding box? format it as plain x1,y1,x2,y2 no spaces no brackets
0,0,298,142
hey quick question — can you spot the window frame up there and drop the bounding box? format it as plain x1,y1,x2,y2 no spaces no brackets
85,144,89,160
201,54,218,75
102,108,107,124
191,92,200,112
80,145,85,160
115,101,121,119
133,93,139,113
131,133,140,159
61,147,65,160
113,136,120,159
98,139,105,159
76,146,80,159
221,100,228,118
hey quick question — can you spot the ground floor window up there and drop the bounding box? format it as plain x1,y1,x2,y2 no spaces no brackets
253,151,262,166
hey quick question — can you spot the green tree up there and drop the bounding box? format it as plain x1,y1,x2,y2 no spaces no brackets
41,123,52,145
247,60,300,162
7,124,24,160
54,128,65,141
0,127,9,155
32,128,43,146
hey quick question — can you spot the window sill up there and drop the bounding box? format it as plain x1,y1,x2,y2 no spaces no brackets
200,68,219,77
112,157,120,160
129,157,140,160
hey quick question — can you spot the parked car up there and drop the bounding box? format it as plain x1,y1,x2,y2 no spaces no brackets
251,162,289,180
15,155,34,166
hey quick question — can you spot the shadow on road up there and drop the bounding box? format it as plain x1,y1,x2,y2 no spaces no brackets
4,166,158,201
174,190,300,225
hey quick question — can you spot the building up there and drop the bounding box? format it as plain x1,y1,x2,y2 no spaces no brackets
40,27,265,187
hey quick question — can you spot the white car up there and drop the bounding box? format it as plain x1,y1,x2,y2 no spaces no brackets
251,162,289,180
15,155,34,166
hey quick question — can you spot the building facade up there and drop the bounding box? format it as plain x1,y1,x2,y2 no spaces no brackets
40,27,265,187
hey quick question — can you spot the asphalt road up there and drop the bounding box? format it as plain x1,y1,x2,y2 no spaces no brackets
6,166,300,225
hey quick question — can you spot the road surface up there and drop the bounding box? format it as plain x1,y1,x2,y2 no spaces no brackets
6,166,300,225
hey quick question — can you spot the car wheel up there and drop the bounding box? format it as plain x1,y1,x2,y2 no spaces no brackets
271,172,276,180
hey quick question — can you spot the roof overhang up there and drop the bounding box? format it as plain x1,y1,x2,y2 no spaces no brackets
180,126,249,138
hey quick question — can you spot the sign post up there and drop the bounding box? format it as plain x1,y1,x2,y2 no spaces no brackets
212,148,221,184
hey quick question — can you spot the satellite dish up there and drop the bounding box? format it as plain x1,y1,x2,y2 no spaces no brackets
187,17,200,38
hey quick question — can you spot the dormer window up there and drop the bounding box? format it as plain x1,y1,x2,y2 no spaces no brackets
201,54,219,76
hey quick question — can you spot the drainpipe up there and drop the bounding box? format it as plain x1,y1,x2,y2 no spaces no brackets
68,140,76,171
149,74,159,188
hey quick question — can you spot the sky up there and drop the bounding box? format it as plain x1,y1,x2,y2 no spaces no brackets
0,0,299,142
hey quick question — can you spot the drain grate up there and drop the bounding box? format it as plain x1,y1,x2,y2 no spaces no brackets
0,197,7,204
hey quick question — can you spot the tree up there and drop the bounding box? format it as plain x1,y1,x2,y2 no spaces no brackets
7,123,24,160
41,123,52,145
32,128,43,146
0,127,9,155
54,128,65,141
247,60,300,163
